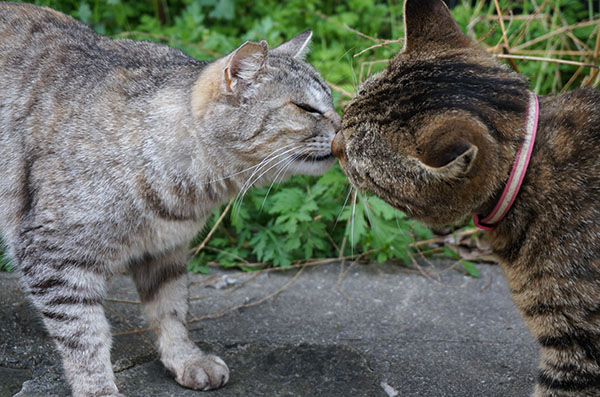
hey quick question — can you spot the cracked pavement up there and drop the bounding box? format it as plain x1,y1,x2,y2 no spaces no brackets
1,261,537,396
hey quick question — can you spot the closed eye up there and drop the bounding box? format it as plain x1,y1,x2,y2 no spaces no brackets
294,102,322,115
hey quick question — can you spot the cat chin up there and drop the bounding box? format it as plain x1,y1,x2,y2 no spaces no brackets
289,156,336,175
407,210,471,229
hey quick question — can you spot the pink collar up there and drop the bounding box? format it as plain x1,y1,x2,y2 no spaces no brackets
473,92,539,231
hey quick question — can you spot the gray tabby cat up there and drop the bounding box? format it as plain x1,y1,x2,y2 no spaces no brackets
0,3,339,396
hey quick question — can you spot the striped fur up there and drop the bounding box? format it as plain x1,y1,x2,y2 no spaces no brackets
335,0,600,395
0,3,339,396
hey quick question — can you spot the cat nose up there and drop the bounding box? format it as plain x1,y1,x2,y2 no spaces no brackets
331,131,346,161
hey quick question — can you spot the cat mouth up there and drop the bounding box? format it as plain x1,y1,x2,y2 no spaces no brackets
345,166,423,217
294,153,334,162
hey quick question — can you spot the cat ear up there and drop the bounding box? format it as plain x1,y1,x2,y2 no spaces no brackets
421,141,478,179
403,0,472,53
223,40,268,93
416,118,479,179
271,30,312,59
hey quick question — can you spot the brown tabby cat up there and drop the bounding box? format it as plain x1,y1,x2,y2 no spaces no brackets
333,0,600,396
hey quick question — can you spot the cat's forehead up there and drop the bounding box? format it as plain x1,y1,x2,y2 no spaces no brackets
355,71,383,97
268,54,331,100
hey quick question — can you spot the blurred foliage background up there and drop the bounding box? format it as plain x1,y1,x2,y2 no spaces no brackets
2,0,599,274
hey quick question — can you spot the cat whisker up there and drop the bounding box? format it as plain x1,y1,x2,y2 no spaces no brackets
231,150,292,218
260,149,307,186
201,143,297,186
351,189,358,258
201,164,261,186
258,155,298,213
238,152,300,215
234,145,301,202
333,184,354,231
232,146,303,217
343,52,358,90
258,148,311,213
395,211,404,235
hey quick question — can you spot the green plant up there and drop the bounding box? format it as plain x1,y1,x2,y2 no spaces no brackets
4,0,599,274
0,243,12,272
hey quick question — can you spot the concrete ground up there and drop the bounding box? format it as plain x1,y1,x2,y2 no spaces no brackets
0,261,537,397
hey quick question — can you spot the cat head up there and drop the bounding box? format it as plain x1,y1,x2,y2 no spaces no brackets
334,0,530,226
192,31,339,184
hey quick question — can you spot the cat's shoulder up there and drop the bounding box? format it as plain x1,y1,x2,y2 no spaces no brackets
0,2,200,73
542,88,600,135
544,86,600,105
0,2,89,32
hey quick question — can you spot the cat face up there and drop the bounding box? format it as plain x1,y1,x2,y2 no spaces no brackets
333,0,530,226
193,31,339,185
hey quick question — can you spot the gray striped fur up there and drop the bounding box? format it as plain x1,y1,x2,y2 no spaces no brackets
0,3,339,396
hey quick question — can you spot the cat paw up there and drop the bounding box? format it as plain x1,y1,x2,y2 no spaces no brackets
174,355,229,391
75,391,125,397
70,385,124,397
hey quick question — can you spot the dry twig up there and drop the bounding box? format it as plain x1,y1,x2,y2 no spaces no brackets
188,266,305,323
344,24,383,43
193,198,234,256
586,22,600,85
353,39,403,59
407,228,482,248
327,81,353,99
189,270,262,301
495,53,600,69
105,298,141,304
511,19,600,51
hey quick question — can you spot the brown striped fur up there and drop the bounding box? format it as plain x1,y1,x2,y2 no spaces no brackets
333,0,600,395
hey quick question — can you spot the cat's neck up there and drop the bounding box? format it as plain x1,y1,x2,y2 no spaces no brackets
486,89,599,262
474,93,539,230
137,75,246,218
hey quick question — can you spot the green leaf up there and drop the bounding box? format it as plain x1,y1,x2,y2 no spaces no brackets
376,251,388,263
77,2,92,24
0,255,12,272
208,0,235,20
366,196,398,221
187,256,211,274
460,260,480,278
316,165,348,187
443,246,461,260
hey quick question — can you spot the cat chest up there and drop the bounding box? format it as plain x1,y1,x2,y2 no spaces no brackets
129,217,205,258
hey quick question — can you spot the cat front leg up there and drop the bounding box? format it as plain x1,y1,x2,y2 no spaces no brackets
19,256,122,397
504,264,600,397
130,247,229,391
532,333,600,397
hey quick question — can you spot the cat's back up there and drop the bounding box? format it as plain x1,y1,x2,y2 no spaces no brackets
1,2,93,37
544,87,600,140
0,1,204,147
539,87,600,172
0,2,103,70
0,3,205,250
0,2,201,78
511,86,600,262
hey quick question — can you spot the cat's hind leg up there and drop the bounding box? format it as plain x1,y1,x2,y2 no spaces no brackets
130,247,229,391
